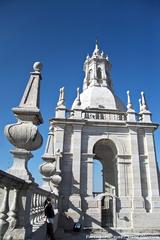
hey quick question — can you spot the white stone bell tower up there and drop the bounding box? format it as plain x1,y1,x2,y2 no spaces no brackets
41,42,160,233
83,41,112,90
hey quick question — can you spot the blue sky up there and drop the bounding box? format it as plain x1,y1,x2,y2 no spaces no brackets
0,0,160,188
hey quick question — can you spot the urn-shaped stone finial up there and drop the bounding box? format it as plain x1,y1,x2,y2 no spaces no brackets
50,149,62,195
4,122,42,151
40,126,57,191
4,62,43,182
40,133,62,194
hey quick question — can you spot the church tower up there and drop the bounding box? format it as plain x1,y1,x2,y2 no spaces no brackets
41,43,160,232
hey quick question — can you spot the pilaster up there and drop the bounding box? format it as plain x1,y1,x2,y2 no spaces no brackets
145,128,160,211
116,155,132,212
81,153,95,196
129,126,145,211
71,124,83,194
54,123,65,152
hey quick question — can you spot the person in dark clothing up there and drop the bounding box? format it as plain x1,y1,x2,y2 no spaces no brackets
44,197,55,240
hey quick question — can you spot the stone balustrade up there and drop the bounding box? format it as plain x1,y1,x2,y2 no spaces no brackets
57,108,149,124
82,110,127,121
65,109,127,121
0,170,57,240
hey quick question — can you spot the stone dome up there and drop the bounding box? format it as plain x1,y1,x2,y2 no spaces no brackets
72,85,126,112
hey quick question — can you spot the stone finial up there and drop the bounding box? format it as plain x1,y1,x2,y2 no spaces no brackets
127,90,134,111
101,51,106,58
57,87,65,107
50,149,62,196
74,87,81,107
139,98,143,113
141,91,148,111
85,54,90,61
106,55,109,61
140,91,152,122
33,62,43,73
12,61,43,125
40,126,56,191
93,40,101,56
4,62,43,182
126,90,136,122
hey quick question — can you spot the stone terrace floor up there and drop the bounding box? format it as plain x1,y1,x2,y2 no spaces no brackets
55,229,160,240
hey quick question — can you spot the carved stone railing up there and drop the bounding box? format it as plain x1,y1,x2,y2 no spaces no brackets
82,110,127,121
0,170,57,240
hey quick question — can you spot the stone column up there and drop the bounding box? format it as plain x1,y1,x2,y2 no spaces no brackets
129,127,145,211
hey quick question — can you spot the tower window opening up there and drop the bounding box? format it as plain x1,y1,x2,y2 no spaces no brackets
97,67,102,79
87,69,93,85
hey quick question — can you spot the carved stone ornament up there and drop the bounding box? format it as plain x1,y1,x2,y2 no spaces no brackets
4,122,42,151
51,174,62,187
4,62,43,182
39,161,56,177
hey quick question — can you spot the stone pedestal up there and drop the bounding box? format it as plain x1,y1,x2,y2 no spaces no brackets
8,149,34,182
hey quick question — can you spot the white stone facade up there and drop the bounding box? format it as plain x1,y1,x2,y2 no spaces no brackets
44,43,160,232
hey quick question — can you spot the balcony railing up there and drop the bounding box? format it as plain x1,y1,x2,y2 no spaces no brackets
0,170,58,240
82,111,127,121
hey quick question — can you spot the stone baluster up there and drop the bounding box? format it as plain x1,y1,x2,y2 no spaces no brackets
39,195,43,221
35,194,39,223
42,195,45,220
36,194,40,222
4,62,43,182
38,194,42,222
0,187,9,239
41,196,45,219
7,188,18,230
32,193,37,225
30,194,34,225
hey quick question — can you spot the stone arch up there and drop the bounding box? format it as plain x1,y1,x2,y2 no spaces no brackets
108,136,127,156
93,138,117,157
88,136,126,157
92,138,117,228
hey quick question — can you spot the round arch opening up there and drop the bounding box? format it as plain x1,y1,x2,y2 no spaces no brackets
93,139,118,196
